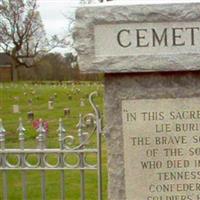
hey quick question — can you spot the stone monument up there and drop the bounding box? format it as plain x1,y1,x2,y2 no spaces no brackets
74,1,200,199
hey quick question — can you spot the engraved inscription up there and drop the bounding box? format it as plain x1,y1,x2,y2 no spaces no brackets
95,22,200,57
122,98,200,200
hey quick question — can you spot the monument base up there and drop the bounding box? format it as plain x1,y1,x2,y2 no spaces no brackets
105,71,200,200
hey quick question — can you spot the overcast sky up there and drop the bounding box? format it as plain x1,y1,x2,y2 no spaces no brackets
38,0,80,37
38,0,200,37
37,0,200,53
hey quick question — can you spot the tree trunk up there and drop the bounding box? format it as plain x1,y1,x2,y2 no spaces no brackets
11,60,18,82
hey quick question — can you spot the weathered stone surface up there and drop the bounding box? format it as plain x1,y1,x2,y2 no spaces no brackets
74,2,200,73
122,97,200,199
105,71,200,200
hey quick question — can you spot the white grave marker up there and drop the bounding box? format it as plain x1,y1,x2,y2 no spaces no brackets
13,105,20,113
48,101,54,110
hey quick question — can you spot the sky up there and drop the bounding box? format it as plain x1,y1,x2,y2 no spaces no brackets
38,0,200,37
37,0,200,53
38,0,80,37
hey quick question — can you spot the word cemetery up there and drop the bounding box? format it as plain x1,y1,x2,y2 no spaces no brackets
117,25,200,48
95,22,200,56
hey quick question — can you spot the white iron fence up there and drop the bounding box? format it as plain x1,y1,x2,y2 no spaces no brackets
0,92,103,200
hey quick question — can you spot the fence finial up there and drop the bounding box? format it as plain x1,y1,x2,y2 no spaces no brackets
18,118,26,142
0,119,6,151
37,119,46,148
0,119,6,142
58,118,66,137
0,119,5,133
77,114,86,143
57,118,66,148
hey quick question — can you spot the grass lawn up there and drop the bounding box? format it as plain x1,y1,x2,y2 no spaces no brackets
0,81,107,200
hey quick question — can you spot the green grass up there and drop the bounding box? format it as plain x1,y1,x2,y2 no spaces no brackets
0,81,107,200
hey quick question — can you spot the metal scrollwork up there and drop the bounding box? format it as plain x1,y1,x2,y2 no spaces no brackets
5,154,20,168
24,154,40,168
0,91,103,200
63,153,80,168
0,91,102,170
43,154,60,168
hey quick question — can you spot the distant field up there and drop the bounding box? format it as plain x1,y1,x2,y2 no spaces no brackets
0,81,107,200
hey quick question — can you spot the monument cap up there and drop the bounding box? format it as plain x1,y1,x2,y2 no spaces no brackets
74,0,200,73
83,0,200,6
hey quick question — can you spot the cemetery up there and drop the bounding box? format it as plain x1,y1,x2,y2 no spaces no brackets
0,82,106,200
2,0,200,200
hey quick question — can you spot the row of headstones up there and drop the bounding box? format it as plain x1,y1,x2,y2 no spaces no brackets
13,107,71,121
11,85,102,107
14,92,86,103
13,94,76,107
12,99,85,113
20,83,102,96
12,89,94,106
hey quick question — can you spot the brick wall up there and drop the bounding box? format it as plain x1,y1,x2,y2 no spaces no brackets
0,67,12,81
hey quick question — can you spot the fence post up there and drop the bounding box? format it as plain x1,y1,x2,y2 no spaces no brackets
18,118,27,200
58,118,66,200
89,92,103,200
77,114,86,200
37,119,46,200
0,119,7,200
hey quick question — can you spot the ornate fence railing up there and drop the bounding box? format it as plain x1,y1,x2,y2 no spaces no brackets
0,92,103,200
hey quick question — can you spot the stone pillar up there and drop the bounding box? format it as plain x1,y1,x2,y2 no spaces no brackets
105,72,200,199
74,1,200,200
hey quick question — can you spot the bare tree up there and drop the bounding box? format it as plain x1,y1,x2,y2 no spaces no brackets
0,0,62,81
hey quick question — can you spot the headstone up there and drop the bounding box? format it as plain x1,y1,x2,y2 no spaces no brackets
13,104,20,113
49,96,55,101
14,96,19,101
27,111,34,121
31,90,36,95
28,99,33,105
54,93,57,98
68,95,72,100
76,88,80,94
48,101,54,110
85,114,95,127
74,1,200,200
80,99,85,107
64,108,71,116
